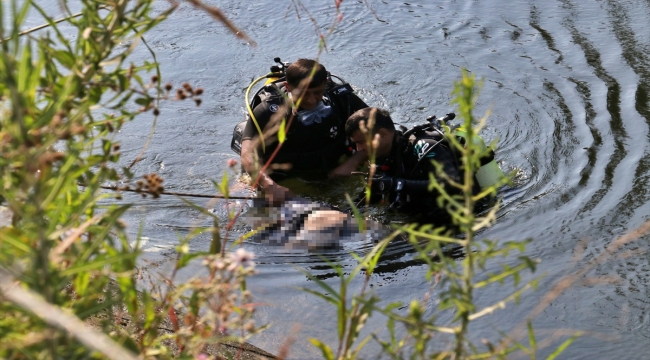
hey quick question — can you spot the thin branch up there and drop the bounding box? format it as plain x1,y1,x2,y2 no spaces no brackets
97,184,254,200
184,0,256,46
0,268,138,360
1,5,108,42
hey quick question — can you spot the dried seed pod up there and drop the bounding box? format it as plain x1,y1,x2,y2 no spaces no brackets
195,87,203,95
165,83,173,91
195,99,202,106
71,124,86,135
151,75,159,83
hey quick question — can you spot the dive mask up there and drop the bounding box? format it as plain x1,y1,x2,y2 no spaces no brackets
295,101,332,126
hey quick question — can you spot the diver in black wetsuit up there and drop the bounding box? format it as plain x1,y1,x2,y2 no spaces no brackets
345,107,465,218
239,59,368,205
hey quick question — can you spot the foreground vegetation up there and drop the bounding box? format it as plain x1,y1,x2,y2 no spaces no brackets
1,1,624,359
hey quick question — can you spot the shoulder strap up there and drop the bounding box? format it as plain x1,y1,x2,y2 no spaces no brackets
326,82,354,120
250,82,285,109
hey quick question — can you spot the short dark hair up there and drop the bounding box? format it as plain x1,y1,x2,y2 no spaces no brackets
285,59,328,88
345,107,395,136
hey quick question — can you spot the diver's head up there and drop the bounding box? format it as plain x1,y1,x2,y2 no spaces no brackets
346,107,395,158
284,59,328,110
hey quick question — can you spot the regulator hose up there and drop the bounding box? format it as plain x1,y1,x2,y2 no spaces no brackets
245,72,281,152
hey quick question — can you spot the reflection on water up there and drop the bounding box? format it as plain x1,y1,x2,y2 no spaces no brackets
34,0,650,358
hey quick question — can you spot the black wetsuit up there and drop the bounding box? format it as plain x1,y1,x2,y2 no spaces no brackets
242,83,368,174
369,128,463,215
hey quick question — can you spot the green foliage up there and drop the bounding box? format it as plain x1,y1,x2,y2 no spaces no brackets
0,1,259,358
299,235,394,359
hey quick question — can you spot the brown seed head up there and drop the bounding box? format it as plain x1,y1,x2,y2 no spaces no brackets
71,124,85,135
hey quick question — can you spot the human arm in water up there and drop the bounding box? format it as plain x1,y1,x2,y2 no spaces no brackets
240,139,294,205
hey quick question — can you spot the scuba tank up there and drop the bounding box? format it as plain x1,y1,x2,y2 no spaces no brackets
405,113,504,189
230,58,288,155
452,126,504,189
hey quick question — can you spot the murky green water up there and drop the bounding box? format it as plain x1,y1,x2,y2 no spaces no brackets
32,1,650,358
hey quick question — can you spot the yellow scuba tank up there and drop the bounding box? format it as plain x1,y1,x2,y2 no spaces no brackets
453,126,504,189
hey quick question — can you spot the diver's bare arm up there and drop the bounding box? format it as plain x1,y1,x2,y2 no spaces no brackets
241,139,293,204
328,149,368,178
240,139,275,189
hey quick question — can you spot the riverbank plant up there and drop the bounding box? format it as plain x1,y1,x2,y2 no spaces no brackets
0,1,263,358
299,70,583,359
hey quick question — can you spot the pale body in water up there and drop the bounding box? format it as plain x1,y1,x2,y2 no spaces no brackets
246,197,389,252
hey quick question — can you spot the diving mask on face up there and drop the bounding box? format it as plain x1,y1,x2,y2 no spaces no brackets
295,101,333,125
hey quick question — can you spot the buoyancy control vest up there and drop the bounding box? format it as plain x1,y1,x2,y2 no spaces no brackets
389,113,504,190
231,75,366,172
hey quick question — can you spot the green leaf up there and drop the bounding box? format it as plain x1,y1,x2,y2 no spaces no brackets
117,73,128,91
308,338,334,360
88,85,102,105
52,49,75,69
546,332,582,360
135,97,151,107
17,40,32,93
210,218,221,254
278,117,286,144
0,228,31,255
296,286,340,308
345,193,365,232
61,252,136,276
219,172,229,198
74,271,91,297
527,320,536,359
178,251,208,269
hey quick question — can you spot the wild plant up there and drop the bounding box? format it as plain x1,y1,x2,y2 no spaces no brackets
0,1,262,358
299,70,579,359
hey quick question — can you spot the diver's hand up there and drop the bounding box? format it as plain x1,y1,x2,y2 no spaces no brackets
262,182,294,206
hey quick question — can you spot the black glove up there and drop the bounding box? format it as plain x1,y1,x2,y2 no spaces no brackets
368,175,404,195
